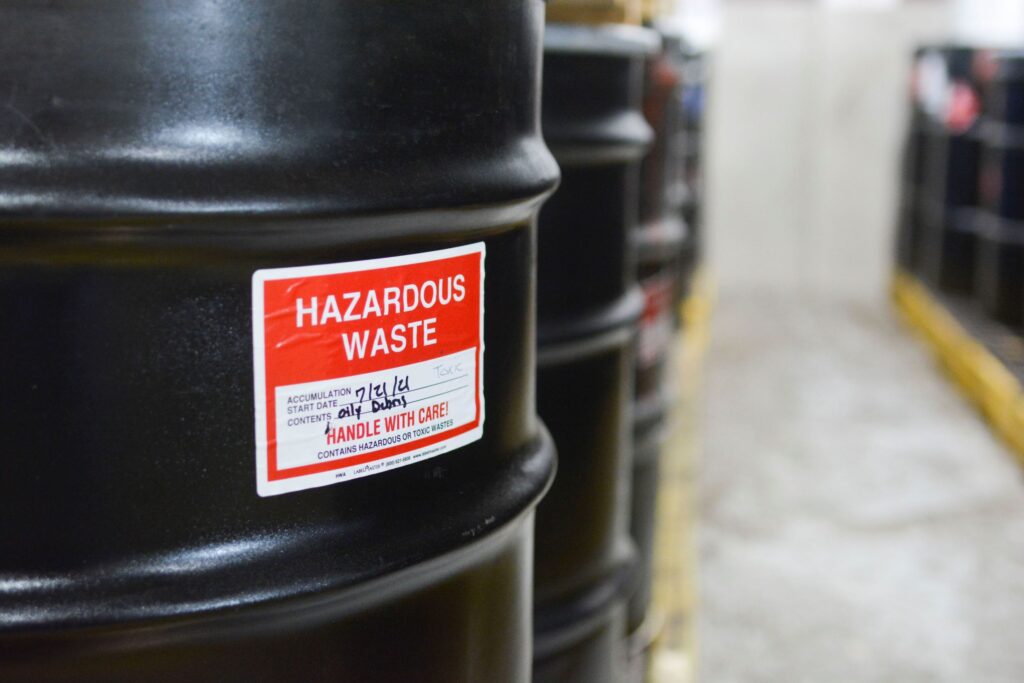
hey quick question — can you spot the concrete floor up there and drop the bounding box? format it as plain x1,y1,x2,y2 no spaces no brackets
697,293,1024,683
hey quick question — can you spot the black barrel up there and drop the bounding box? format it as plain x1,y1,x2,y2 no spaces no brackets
626,419,667,682
0,2,558,682
896,47,932,271
626,29,687,673
534,23,658,683
639,33,686,257
974,51,1024,325
626,223,682,683
676,47,706,303
629,208,685,638
918,46,985,294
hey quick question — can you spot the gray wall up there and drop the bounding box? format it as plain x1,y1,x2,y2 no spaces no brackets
703,1,949,302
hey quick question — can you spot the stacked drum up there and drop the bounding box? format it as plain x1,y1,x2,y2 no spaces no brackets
0,2,558,682
975,51,1024,324
896,47,932,272
897,46,1024,329
914,46,985,294
628,25,688,679
0,2,710,681
533,20,659,683
677,47,707,302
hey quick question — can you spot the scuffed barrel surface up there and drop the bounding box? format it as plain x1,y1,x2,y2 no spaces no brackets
534,23,658,683
0,2,559,681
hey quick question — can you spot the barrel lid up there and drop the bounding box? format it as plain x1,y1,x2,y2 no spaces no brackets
544,23,661,57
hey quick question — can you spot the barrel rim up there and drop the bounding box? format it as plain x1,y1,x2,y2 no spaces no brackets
636,214,688,263
533,540,637,660
0,152,561,228
633,392,672,451
537,287,645,361
0,193,556,255
0,428,557,635
972,210,1024,243
544,23,661,58
980,118,1024,147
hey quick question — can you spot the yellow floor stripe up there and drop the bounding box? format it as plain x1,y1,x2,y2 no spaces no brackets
892,271,1024,466
642,271,1024,682
649,269,714,683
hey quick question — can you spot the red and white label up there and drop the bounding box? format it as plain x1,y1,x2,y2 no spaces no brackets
252,243,486,497
946,82,980,135
637,273,676,368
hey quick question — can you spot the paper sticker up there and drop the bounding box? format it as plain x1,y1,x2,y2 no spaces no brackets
252,244,485,496
637,273,675,368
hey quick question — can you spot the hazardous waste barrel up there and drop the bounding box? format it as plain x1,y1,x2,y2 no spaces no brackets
918,46,984,294
974,51,1024,325
627,223,684,678
534,23,659,683
896,47,933,272
627,27,687,677
0,2,558,682
639,32,685,256
675,47,706,303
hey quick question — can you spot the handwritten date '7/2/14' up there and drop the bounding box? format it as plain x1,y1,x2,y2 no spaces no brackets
327,375,412,432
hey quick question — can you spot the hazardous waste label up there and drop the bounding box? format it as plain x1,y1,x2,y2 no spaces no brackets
252,243,485,497
637,273,675,368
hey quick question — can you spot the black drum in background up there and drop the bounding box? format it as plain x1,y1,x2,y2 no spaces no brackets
627,28,688,675
626,218,684,682
0,2,558,681
534,22,658,683
626,421,666,681
639,32,685,250
975,51,1024,325
677,48,707,303
917,46,984,295
896,47,931,272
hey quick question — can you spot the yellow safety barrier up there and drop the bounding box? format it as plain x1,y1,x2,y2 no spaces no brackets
892,270,1024,466
648,268,713,683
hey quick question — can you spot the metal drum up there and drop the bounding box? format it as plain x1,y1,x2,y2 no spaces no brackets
0,2,558,681
918,46,984,294
627,29,687,676
896,48,932,272
534,23,658,683
629,219,685,655
974,51,1024,325
639,33,686,262
625,423,666,682
676,48,706,302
